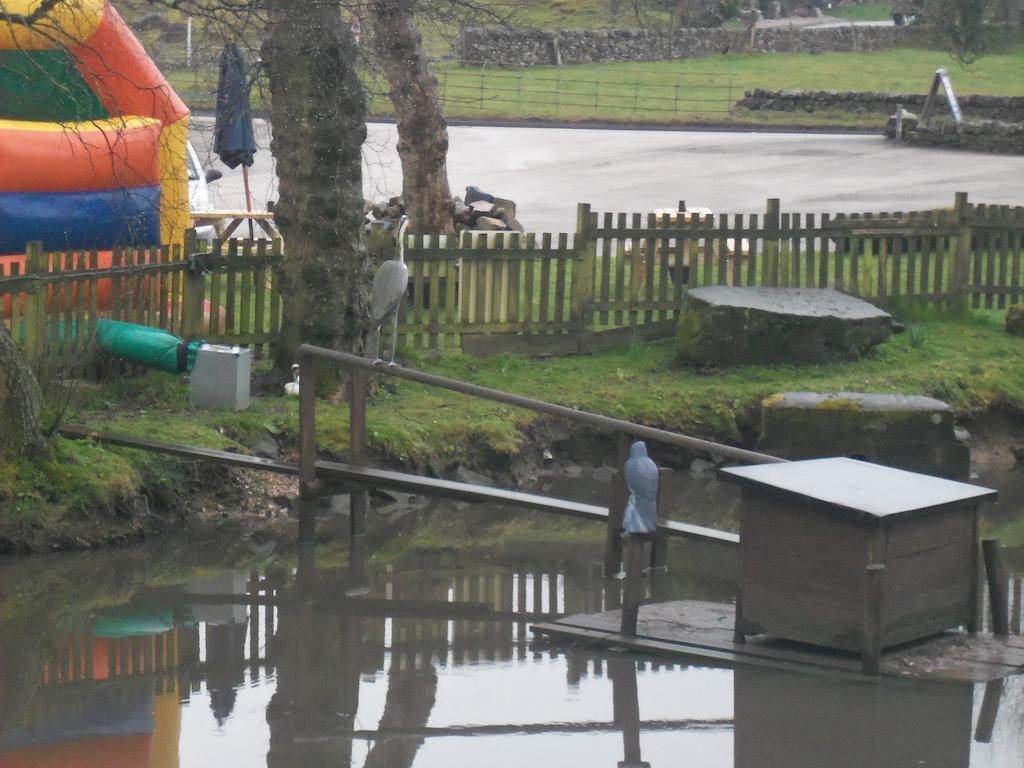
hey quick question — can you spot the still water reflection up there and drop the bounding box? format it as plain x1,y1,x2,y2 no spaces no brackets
1,521,1023,768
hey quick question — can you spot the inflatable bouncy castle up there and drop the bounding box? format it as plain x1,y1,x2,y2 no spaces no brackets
0,0,190,259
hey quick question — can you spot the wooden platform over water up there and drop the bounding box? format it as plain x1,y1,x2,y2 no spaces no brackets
532,600,1024,682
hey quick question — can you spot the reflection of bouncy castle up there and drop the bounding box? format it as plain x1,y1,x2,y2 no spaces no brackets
0,609,184,768
0,0,189,273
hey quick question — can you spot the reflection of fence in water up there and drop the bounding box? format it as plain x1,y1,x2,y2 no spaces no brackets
40,566,1024,691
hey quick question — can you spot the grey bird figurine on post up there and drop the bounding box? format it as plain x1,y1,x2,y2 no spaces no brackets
370,215,410,365
624,440,659,534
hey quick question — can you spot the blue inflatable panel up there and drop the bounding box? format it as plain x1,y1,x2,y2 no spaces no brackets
0,186,161,254
0,680,154,750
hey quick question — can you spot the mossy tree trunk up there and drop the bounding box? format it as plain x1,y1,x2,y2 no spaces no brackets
263,0,373,374
0,323,48,460
369,0,454,235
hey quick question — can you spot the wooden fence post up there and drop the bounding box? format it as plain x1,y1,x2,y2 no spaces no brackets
764,198,781,287
22,241,47,363
571,203,597,337
182,229,205,340
951,191,971,304
982,539,1010,636
297,350,318,544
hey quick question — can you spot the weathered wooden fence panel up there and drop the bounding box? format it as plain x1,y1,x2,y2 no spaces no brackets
395,230,580,351
5,194,1024,366
0,236,283,367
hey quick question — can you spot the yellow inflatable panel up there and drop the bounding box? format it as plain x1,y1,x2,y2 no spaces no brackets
0,0,106,49
159,116,189,245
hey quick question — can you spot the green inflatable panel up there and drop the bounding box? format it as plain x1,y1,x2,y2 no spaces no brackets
95,319,204,373
0,49,108,122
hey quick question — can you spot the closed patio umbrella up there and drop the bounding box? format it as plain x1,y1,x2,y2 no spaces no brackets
213,43,257,236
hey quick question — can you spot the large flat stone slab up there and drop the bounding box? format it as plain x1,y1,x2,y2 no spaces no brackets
676,287,891,367
758,391,971,479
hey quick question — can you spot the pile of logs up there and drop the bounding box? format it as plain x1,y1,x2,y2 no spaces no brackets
453,186,524,233
363,186,525,234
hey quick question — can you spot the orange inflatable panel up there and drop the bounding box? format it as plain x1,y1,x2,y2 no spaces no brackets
0,118,161,193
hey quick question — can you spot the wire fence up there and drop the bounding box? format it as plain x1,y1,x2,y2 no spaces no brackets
169,53,739,122
379,62,739,121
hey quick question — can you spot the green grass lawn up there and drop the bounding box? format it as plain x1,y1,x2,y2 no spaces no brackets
62,306,1024,468
7,304,1024,548
372,46,1024,127
165,6,1024,129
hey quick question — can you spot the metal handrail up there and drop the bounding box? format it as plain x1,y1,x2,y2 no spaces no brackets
296,343,782,466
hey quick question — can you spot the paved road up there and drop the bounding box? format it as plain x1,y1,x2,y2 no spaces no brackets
190,118,1024,234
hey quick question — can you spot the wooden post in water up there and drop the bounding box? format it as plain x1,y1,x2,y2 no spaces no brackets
862,563,886,676
297,350,318,543
604,436,632,577
982,539,1010,636
610,656,648,768
620,533,651,636
650,467,673,571
349,367,369,579
974,678,1005,743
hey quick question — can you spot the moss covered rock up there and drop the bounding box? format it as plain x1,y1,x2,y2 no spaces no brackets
758,391,971,479
1006,304,1024,336
675,286,891,367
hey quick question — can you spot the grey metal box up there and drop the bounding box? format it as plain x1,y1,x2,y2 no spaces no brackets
190,344,251,410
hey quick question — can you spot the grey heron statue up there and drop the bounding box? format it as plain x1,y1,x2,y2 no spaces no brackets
370,215,410,365
623,440,659,535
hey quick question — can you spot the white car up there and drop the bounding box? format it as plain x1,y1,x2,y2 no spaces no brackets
187,140,222,243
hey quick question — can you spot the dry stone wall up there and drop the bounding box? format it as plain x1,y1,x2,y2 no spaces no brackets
896,117,1024,155
739,89,1024,122
459,25,923,66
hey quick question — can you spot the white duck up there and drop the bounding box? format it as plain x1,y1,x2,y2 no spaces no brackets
284,363,300,396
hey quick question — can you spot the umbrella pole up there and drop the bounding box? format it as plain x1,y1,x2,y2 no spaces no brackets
243,165,255,240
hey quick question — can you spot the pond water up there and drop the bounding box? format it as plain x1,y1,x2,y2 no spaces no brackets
2,453,1024,768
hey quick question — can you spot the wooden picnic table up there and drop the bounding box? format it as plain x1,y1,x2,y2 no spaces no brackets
191,210,281,240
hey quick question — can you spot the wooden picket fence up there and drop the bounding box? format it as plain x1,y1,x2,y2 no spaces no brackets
3,192,1023,364
397,192,1024,353
0,236,282,370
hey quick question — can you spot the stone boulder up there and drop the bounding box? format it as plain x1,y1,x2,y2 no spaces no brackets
675,287,891,367
757,391,971,479
1006,304,1024,336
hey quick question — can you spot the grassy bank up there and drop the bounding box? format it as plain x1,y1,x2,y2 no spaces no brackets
73,310,1024,465
6,306,1022,550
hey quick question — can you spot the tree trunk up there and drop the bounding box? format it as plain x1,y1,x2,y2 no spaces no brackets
263,0,373,373
369,0,454,235
0,323,48,460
